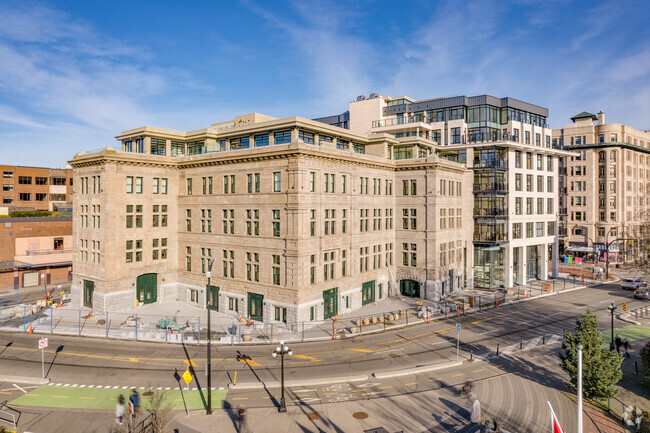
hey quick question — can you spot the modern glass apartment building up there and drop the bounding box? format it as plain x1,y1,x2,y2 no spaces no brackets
320,94,571,289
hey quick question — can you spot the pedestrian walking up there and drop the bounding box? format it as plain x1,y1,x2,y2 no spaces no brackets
623,338,631,358
238,404,249,433
129,389,140,417
115,394,125,425
615,334,622,353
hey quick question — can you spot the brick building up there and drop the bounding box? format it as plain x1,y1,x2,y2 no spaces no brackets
0,217,73,292
1,165,73,213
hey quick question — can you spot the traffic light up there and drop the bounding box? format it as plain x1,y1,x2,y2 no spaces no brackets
623,302,627,312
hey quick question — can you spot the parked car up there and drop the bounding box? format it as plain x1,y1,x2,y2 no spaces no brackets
634,288,650,300
621,278,647,290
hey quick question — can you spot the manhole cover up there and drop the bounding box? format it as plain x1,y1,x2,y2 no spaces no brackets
353,412,368,419
308,413,318,420
143,391,154,396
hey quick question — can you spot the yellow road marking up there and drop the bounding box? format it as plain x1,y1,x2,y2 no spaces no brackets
530,355,538,359
263,396,279,399
129,358,139,363
351,389,366,393
404,382,417,386
346,348,374,353
378,386,392,389
25,394,39,397
0,391,11,395
483,372,513,382
183,359,198,367
294,394,309,397
452,374,463,377
293,354,322,362
52,395,67,398
473,369,484,373
237,358,262,367
323,392,337,395
80,397,96,400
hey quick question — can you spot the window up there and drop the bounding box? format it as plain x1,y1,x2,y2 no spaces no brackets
19,193,31,201
385,243,393,267
309,172,315,192
152,238,167,260
526,222,534,238
222,209,234,234
247,173,260,193
153,178,159,194
299,130,314,144
372,244,382,270
273,172,281,192
272,255,281,285
360,246,369,272
223,175,235,194
535,133,540,146
515,174,522,191
186,209,192,232
310,210,316,236
525,131,530,144
515,151,521,168
547,198,554,214
171,141,185,156
274,130,291,145
202,177,213,194
151,138,166,155
310,254,316,284
526,153,532,169
547,177,553,192
201,208,212,233
537,198,544,214
2,198,12,204
324,209,336,235
274,307,287,323
186,178,192,195
230,137,249,150
526,175,533,191
18,176,32,185
254,134,269,147
547,222,555,236
513,223,522,239
526,198,533,214
360,208,369,232
3,171,13,178
246,252,259,282
134,177,142,194
402,179,417,195
246,209,259,236
515,197,522,215
537,175,544,192
384,208,392,230
537,154,543,170
272,210,280,237
536,222,544,237
323,173,335,193
223,250,234,278
35,177,47,185
2,184,12,192
323,251,335,281
342,209,348,233
451,127,461,144
35,193,47,201
126,177,133,193
337,139,349,150
402,243,417,267
342,175,347,193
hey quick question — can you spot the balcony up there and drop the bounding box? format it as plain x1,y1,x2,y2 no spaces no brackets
473,233,508,243
473,159,508,170
474,208,508,218
15,248,72,266
473,183,508,194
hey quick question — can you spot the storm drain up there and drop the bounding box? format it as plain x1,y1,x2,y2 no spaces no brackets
142,391,154,397
353,412,369,419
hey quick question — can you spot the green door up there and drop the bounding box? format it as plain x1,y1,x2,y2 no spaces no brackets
207,285,219,311
449,270,454,292
247,293,264,321
323,287,338,319
137,273,157,305
362,280,375,305
400,279,420,298
83,280,94,307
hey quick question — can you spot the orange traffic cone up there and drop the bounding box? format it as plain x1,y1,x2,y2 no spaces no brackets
334,326,337,340
238,313,242,323
28,324,33,334
247,315,251,325
334,314,338,323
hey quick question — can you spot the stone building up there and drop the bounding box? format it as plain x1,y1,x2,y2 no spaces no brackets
553,112,650,261
69,113,470,319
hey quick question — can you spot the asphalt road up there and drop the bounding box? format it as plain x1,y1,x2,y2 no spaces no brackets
0,282,645,432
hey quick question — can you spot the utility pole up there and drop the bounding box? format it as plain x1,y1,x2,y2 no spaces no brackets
205,258,217,415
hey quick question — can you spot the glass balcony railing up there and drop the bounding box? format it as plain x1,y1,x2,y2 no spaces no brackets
473,159,507,169
473,183,508,193
473,233,508,242
473,208,508,217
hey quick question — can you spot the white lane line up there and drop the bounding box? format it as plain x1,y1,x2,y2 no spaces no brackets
500,344,517,355
477,330,498,335
63,384,70,387
71,384,78,387
88,385,96,388
524,337,542,351
122,386,128,389
165,387,171,390
157,387,162,390
47,383,55,386
218,387,224,390
192,387,197,391
112,386,119,389
80,385,86,388
12,384,27,393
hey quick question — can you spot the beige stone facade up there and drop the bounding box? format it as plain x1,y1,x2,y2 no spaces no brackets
553,112,650,260
69,114,471,320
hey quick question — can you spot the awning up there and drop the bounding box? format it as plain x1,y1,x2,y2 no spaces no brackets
566,246,594,253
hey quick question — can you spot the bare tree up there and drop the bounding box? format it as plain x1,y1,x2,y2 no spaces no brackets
144,388,173,433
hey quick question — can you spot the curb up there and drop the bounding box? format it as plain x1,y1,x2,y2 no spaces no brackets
0,375,50,385
372,360,462,379
228,374,368,389
618,313,641,326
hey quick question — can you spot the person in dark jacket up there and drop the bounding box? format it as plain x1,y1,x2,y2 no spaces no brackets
615,334,623,353
129,389,141,417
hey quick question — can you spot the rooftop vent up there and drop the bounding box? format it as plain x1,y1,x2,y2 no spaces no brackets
369,93,380,99
355,95,367,102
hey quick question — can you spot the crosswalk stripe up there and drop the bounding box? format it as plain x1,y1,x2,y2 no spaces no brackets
524,337,542,351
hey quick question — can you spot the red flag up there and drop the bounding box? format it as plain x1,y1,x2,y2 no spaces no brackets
548,401,566,433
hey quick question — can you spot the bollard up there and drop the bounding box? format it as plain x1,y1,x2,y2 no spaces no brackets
520,340,523,350
563,330,566,341
635,361,639,375
496,344,500,356
470,350,473,362
542,335,546,344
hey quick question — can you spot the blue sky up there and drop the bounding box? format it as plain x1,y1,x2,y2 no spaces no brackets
0,0,649,167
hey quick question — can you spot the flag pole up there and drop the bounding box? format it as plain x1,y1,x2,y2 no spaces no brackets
548,401,566,433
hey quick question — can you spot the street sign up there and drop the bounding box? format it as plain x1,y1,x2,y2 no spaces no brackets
38,338,48,349
182,369,192,384
623,302,627,312
456,324,461,335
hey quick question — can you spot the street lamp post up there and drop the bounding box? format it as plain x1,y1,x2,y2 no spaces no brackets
607,302,617,351
206,258,218,415
272,340,292,413
577,343,583,433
